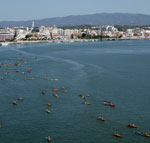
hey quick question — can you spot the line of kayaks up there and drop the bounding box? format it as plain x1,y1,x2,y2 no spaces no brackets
12,97,24,105
97,117,150,139
135,132,150,137
113,132,150,138
80,94,91,105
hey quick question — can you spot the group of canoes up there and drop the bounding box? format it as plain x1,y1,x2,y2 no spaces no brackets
79,94,91,105
112,128,150,138
135,132,150,137
12,97,24,105
98,101,150,139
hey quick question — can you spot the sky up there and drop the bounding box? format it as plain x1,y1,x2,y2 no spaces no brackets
0,0,150,21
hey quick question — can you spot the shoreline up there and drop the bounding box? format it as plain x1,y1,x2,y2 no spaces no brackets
7,37,150,45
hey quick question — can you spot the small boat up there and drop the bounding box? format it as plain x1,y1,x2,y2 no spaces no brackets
42,91,46,95
81,96,85,99
54,94,59,98
29,77,35,80
15,70,19,73
18,97,23,101
46,109,51,113
80,94,85,99
104,101,115,107
52,88,58,92
47,103,52,106
86,102,91,105
104,101,110,105
12,101,17,105
1,77,4,80
21,72,25,75
4,64,14,67
45,136,53,142
142,132,150,137
135,132,150,137
82,102,91,105
98,117,105,121
62,87,65,90
128,124,137,128
113,133,122,138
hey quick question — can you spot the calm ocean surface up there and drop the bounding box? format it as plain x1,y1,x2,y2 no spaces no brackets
0,40,150,143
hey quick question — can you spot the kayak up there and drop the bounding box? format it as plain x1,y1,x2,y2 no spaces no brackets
47,103,52,106
29,77,35,80
135,132,150,137
12,101,17,105
45,136,53,142
46,109,51,113
54,94,59,98
52,88,58,92
98,117,105,121
18,97,23,101
128,124,137,128
113,133,122,138
1,77,4,80
42,91,46,95
104,101,115,107
82,102,91,105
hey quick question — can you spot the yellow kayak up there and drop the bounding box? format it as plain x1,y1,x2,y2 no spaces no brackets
29,77,35,80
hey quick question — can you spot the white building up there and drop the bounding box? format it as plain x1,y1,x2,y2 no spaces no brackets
39,26,50,36
126,29,134,37
16,29,29,40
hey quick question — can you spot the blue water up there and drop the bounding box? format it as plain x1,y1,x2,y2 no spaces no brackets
0,40,150,143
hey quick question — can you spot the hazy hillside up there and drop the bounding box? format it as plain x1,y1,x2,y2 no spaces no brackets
0,13,150,27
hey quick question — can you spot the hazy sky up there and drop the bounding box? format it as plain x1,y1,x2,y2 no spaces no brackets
0,0,150,21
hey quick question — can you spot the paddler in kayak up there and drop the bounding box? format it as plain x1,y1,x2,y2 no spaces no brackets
46,136,53,142
42,91,46,95
113,133,123,138
12,101,17,105
98,116,105,121
128,123,137,128
18,97,23,101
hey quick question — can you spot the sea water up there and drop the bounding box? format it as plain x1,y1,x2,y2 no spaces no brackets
0,40,150,143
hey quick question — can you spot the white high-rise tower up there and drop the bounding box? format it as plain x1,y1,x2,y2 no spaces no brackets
32,21,35,28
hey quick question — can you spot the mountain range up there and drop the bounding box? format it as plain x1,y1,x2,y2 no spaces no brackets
0,13,150,27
